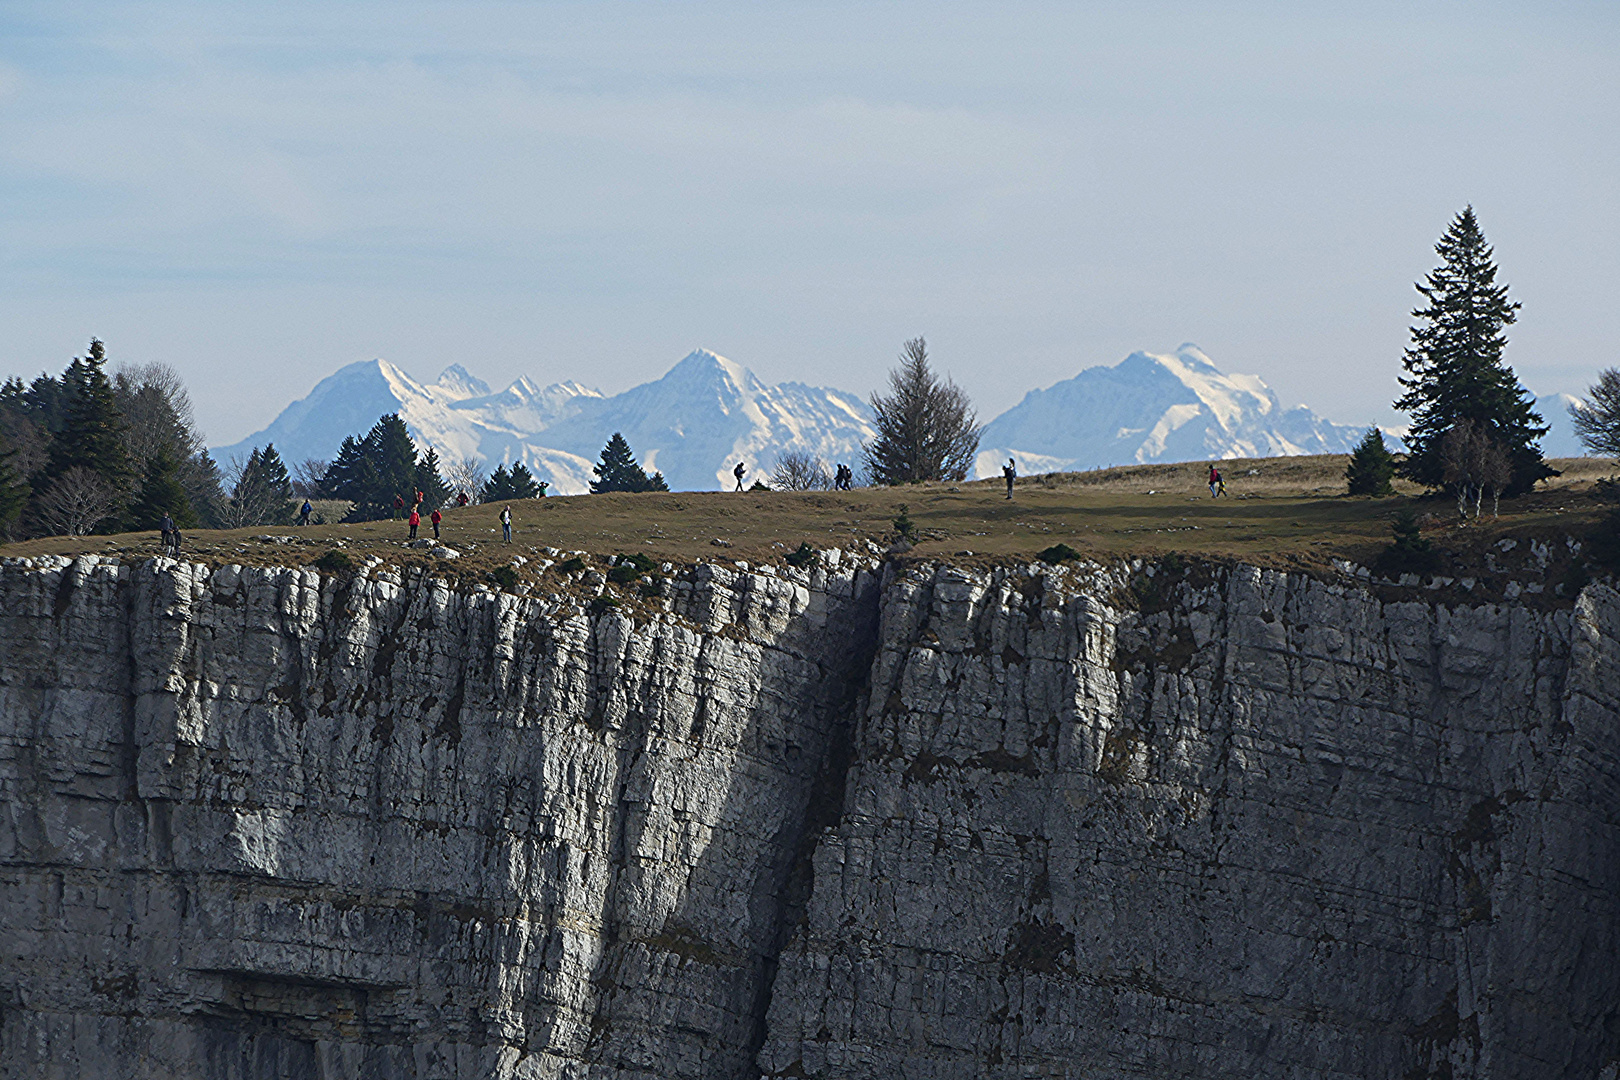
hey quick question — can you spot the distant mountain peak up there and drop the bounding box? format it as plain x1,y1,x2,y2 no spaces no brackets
434,364,490,400
976,346,1365,477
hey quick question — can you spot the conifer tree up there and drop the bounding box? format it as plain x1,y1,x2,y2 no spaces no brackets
227,444,295,527
0,444,26,536
127,448,198,530
1345,428,1396,496
590,433,666,493
413,447,452,511
863,337,979,485
481,462,542,502
1395,207,1551,495
47,340,134,497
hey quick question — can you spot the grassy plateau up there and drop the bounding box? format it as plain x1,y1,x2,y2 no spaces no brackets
3,456,1615,594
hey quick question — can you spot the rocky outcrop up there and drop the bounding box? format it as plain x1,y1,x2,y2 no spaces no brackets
1,553,1616,1079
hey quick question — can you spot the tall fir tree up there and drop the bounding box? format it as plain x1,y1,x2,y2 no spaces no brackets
318,415,422,521
0,444,26,536
1345,428,1396,496
364,414,420,510
590,433,666,493
47,340,134,498
228,444,295,527
413,447,452,511
480,462,541,502
1394,207,1551,495
127,447,199,530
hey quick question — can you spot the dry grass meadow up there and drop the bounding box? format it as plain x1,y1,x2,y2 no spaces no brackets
3,456,1614,586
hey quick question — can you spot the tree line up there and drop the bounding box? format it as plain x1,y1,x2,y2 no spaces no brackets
6,207,1618,540
0,341,295,538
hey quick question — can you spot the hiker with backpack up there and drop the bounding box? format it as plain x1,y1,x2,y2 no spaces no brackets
430,508,442,539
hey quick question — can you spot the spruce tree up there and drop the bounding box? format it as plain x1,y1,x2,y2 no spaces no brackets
0,444,26,536
228,444,295,526
127,448,198,530
480,464,513,503
862,337,979,485
1345,427,1396,496
414,447,452,510
481,462,541,502
47,340,134,497
1395,207,1551,495
365,414,419,508
590,433,663,493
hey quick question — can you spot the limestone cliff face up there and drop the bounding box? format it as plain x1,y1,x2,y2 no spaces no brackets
1,554,1616,1079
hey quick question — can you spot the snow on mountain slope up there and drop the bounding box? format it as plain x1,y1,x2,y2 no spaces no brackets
975,344,1366,477
214,350,874,494
519,350,876,492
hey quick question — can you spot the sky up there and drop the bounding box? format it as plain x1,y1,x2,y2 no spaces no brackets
2,1,1616,448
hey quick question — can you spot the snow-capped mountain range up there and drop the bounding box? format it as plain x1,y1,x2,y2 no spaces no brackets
214,344,1591,494
216,350,877,494
975,344,1367,475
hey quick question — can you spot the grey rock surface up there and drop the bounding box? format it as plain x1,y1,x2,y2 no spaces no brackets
0,554,1616,1079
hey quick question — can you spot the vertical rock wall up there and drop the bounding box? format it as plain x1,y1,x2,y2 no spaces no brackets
1,554,1617,1079
760,561,1620,1079
0,555,881,1080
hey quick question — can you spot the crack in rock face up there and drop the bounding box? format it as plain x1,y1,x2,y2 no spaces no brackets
0,555,1616,1079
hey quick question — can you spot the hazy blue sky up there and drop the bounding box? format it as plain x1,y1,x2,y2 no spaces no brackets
2,1,1616,445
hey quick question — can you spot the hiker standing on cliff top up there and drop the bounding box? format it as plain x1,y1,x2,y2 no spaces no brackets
734,462,746,491
500,505,512,543
430,508,442,539
408,508,420,540
159,511,174,554
1003,458,1016,499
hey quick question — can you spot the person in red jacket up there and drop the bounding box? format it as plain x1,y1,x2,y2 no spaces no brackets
430,508,442,539
394,494,405,519
408,508,420,539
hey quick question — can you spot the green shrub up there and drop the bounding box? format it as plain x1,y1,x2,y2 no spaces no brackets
607,563,639,584
1037,543,1082,564
892,504,917,542
556,556,586,574
490,565,519,592
1373,508,1440,578
311,550,355,574
588,595,620,615
785,542,817,568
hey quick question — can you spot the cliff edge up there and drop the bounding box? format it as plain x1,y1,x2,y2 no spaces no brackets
1,553,1616,1079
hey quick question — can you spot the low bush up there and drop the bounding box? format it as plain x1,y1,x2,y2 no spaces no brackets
310,550,355,574
785,542,817,568
1037,543,1082,564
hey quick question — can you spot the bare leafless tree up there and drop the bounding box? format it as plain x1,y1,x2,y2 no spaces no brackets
444,456,487,502
34,467,119,536
771,451,833,491
862,337,980,485
1442,420,1514,521
1570,368,1620,459
1481,440,1512,519
292,458,329,498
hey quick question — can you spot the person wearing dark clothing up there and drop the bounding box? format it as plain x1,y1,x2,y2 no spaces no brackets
457,491,470,507
431,509,442,539
409,509,420,539
734,462,746,491
1208,464,1225,497
394,495,405,519
159,512,175,554
1003,458,1016,499
298,500,312,526
500,505,513,543
537,482,548,497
